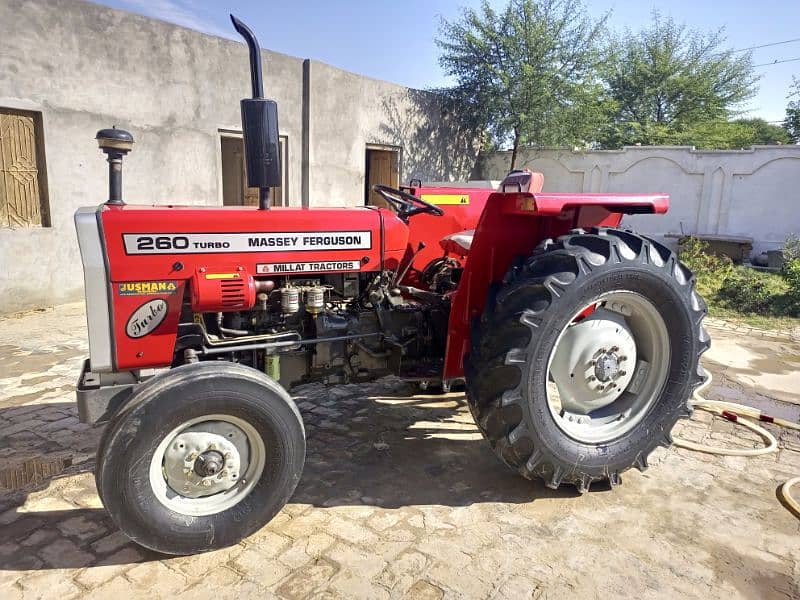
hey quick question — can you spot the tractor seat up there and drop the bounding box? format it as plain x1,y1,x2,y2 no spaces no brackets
439,229,474,256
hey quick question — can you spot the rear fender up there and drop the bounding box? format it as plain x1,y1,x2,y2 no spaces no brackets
442,191,668,379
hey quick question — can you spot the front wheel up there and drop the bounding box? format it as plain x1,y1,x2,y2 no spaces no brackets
96,361,305,555
465,228,709,492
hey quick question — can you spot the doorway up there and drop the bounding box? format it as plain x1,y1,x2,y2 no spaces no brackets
221,134,286,206
365,146,400,207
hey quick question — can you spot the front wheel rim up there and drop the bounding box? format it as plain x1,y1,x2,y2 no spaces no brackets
545,291,671,444
149,414,266,516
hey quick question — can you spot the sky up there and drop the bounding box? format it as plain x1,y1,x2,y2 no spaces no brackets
96,0,800,124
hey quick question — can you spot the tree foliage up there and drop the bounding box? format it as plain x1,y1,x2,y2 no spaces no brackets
436,0,608,168
598,12,758,148
625,118,787,148
784,77,800,144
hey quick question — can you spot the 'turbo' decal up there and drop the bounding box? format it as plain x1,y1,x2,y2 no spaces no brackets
126,299,168,338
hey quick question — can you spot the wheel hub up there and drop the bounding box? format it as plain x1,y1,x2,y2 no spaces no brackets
549,308,637,414
546,291,671,444
194,450,225,477
161,422,247,499
594,351,621,382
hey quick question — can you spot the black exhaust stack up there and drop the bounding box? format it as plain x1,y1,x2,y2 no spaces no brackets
231,15,281,210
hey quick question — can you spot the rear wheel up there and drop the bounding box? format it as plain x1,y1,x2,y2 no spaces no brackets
96,361,305,555
465,228,708,492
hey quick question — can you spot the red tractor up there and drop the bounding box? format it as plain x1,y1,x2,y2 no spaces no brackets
75,16,707,555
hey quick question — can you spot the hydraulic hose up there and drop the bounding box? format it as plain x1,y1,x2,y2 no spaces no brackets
672,368,800,519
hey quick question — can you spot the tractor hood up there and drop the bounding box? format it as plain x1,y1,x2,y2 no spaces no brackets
97,204,409,282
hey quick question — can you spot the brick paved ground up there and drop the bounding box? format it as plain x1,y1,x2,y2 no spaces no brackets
1,303,799,599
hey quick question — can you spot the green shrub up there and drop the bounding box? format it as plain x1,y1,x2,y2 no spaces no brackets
783,258,800,313
678,236,734,298
781,236,800,314
783,234,800,263
679,235,800,322
716,267,774,313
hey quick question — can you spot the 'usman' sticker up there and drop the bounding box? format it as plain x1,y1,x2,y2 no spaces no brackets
257,260,361,274
118,281,178,296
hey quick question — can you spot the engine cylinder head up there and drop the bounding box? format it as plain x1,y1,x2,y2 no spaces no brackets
280,287,299,314
305,287,324,315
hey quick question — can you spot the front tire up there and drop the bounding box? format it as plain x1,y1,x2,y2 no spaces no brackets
465,228,709,492
96,361,305,555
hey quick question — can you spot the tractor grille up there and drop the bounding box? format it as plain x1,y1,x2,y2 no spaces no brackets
220,278,247,308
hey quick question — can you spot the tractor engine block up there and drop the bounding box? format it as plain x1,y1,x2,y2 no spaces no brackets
180,271,444,389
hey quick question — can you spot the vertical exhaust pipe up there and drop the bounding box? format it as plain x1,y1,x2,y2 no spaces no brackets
231,15,282,210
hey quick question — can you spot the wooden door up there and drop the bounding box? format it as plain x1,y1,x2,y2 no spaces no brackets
366,148,399,207
0,109,47,227
221,135,283,207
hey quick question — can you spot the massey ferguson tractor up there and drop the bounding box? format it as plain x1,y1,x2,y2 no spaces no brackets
74,16,707,555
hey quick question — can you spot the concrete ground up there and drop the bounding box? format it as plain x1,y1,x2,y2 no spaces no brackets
0,303,799,600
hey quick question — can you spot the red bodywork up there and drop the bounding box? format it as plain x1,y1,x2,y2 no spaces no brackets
102,205,409,369
99,184,668,379
440,191,667,378
400,186,492,285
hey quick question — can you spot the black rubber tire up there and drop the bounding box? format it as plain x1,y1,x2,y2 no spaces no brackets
465,227,709,493
95,361,305,555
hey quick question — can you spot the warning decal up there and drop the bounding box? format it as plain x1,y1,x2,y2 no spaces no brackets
420,194,470,205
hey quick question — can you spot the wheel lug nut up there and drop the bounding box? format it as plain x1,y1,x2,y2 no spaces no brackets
588,376,596,382
224,452,232,460
611,346,619,352
202,480,212,487
619,371,627,377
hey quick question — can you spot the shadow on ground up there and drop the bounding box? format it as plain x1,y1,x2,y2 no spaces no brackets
0,382,581,571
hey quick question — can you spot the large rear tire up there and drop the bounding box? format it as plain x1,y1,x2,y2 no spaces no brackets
465,228,708,492
96,361,305,555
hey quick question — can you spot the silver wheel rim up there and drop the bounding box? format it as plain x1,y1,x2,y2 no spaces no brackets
545,291,670,444
149,414,266,516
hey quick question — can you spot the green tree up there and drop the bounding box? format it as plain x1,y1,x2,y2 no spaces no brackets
730,118,789,146
784,77,800,144
680,118,788,148
600,12,758,148
436,0,608,168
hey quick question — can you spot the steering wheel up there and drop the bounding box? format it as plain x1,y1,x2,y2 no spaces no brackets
372,185,444,220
